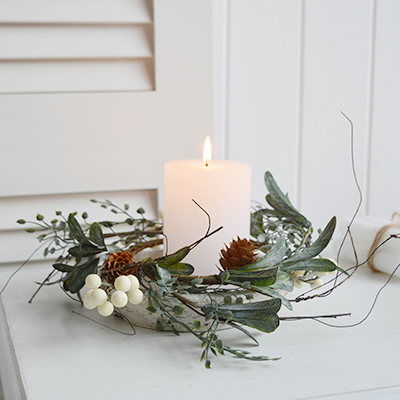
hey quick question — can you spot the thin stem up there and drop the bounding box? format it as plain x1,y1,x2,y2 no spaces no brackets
172,292,205,317
103,230,163,239
28,269,59,303
280,313,351,321
0,241,48,295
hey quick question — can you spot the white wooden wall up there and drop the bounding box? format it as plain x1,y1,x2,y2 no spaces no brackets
1,0,399,265
213,0,400,232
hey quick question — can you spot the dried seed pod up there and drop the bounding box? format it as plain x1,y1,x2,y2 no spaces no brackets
219,237,257,270
101,251,137,284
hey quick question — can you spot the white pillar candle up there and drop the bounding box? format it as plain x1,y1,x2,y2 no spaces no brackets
163,139,251,276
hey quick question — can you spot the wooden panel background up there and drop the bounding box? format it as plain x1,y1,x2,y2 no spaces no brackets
215,0,399,233
0,0,155,93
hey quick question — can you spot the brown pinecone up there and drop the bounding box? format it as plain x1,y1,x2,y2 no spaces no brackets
101,251,137,284
219,237,257,270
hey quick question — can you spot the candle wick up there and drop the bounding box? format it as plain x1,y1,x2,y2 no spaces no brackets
205,162,209,167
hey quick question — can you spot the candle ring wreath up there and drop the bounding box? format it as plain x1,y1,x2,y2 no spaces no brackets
8,172,349,369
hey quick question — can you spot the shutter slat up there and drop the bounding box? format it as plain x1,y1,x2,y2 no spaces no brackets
0,59,154,93
0,0,154,93
0,189,158,264
0,0,152,24
0,25,153,60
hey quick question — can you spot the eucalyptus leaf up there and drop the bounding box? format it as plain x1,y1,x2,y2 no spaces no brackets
67,213,86,242
281,216,336,266
215,339,224,354
227,321,259,345
193,320,201,329
158,246,190,267
68,242,103,257
249,286,292,310
281,258,337,273
52,263,74,273
172,305,184,316
147,305,157,313
270,270,294,292
228,267,278,287
63,258,98,294
224,295,232,305
265,195,308,229
265,171,310,228
160,262,194,276
219,269,230,283
214,298,281,314
155,265,172,284
240,281,251,289
170,326,180,336
221,310,234,321
243,237,286,271
265,172,294,209
232,313,280,333
205,312,214,321
89,222,106,249
156,319,164,331
207,298,281,333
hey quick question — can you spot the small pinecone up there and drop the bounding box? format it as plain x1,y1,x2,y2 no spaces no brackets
219,237,257,270
101,251,137,284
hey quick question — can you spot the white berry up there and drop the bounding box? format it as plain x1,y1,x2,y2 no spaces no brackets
128,289,144,305
114,275,131,292
257,234,266,243
310,278,324,288
98,301,114,317
91,288,107,306
85,274,101,289
111,291,128,308
293,279,305,289
128,274,140,291
83,290,97,309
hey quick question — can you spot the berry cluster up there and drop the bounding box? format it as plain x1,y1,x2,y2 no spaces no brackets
83,274,144,317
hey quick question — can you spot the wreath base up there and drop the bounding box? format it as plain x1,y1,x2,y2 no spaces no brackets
116,290,266,332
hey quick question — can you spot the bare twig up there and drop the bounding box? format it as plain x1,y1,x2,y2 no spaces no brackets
280,313,351,321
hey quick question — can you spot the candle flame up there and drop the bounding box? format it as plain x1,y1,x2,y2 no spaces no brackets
203,136,212,167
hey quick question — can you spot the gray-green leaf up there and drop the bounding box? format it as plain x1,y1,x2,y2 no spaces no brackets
281,217,336,266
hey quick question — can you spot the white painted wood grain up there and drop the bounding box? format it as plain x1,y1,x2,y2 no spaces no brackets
368,0,400,220
212,0,228,160
226,0,301,208
222,0,398,231
0,297,26,400
0,0,154,94
0,25,153,60
0,60,154,93
298,0,373,231
0,0,152,24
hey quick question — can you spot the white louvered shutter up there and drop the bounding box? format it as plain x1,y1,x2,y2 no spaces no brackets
0,0,214,265
0,0,155,93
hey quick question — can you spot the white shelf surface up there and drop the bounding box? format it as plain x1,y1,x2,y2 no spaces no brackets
1,262,400,400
